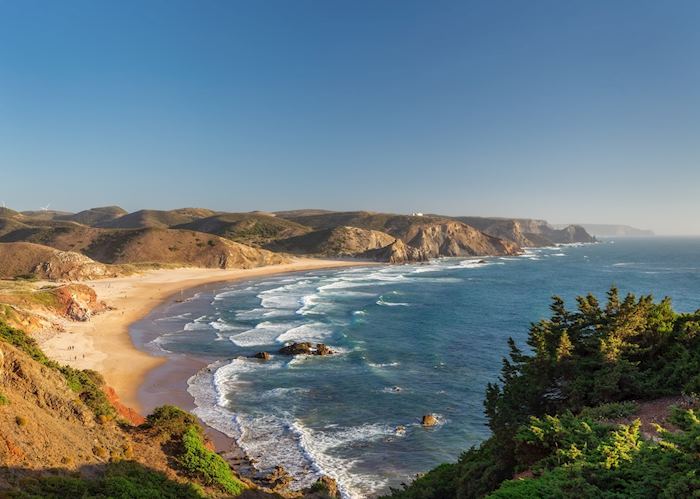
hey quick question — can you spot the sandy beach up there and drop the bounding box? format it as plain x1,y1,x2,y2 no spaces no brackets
39,258,369,413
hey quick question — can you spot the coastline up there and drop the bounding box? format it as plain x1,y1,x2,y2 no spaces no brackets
39,258,372,414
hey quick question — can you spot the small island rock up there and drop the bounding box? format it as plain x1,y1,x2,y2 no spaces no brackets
422,414,438,427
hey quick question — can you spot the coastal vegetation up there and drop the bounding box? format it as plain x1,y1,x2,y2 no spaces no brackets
385,288,700,498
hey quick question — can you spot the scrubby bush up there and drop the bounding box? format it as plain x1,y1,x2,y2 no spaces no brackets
143,404,199,440
15,415,27,426
6,461,206,498
60,366,116,420
579,401,638,420
0,392,10,405
178,425,245,495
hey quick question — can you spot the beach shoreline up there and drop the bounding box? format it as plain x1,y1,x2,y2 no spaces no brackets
38,258,372,414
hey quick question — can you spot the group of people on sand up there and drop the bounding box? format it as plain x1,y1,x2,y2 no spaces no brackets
66,345,84,360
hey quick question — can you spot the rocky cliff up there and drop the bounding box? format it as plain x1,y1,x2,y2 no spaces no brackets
403,221,521,258
455,217,596,246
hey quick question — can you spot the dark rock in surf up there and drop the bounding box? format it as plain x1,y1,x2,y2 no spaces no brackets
278,342,334,356
315,343,334,356
251,351,271,360
422,414,438,427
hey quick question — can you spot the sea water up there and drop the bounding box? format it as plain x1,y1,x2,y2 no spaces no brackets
141,238,700,498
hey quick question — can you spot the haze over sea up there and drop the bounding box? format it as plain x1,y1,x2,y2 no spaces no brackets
137,238,700,498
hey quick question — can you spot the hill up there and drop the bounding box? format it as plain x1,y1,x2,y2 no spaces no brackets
0,242,123,281
81,228,289,268
385,289,700,499
58,206,128,226
266,225,397,257
176,212,311,246
0,224,288,271
273,212,522,259
98,208,218,229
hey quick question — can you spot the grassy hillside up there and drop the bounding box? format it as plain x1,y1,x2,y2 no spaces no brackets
79,228,288,268
0,242,124,281
266,226,396,257
99,208,218,229
0,321,251,497
275,211,443,238
385,288,700,498
176,213,311,247
58,206,128,226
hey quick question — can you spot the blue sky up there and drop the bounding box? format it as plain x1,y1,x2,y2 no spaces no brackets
1,1,698,234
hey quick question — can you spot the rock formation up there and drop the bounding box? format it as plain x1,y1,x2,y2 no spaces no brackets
278,342,334,356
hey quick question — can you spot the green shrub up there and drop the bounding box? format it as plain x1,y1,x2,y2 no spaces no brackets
6,461,205,498
178,425,245,495
143,405,199,440
0,392,9,405
0,321,54,366
60,365,116,420
579,401,639,421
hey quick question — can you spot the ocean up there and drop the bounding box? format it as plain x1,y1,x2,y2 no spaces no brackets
134,237,700,498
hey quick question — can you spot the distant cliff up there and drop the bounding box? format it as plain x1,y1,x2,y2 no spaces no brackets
555,223,655,237
455,217,596,246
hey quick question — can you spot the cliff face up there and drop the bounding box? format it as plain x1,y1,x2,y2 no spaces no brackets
403,221,521,258
455,217,596,246
360,239,429,263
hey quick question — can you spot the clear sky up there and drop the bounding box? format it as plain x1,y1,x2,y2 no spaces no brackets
1,1,698,234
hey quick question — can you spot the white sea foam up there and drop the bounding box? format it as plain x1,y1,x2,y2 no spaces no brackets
230,321,298,347
156,312,192,321
367,361,400,368
376,298,410,307
291,420,402,498
209,320,240,332
183,321,211,331
276,322,333,343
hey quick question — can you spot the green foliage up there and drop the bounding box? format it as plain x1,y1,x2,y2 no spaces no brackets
0,320,54,365
389,288,700,499
6,461,206,498
178,425,245,496
579,401,639,420
0,392,9,405
59,365,116,419
143,404,199,440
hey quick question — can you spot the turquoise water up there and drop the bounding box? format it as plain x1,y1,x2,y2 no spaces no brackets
144,238,700,497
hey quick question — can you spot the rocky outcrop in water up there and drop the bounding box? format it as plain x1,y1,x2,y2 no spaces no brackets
422,414,438,427
278,342,334,356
